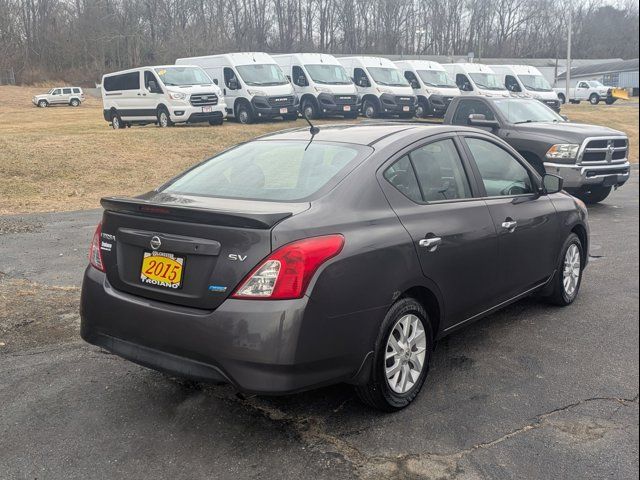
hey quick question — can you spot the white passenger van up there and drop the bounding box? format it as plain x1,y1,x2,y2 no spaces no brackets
101,65,226,129
176,52,299,124
443,64,510,98
272,53,358,119
489,65,561,112
394,60,460,118
338,56,416,118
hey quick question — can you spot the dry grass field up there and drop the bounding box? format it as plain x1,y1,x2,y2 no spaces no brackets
0,85,637,214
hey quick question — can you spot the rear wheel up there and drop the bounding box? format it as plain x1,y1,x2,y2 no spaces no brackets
545,233,584,306
70,98,80,107
110,111,124,129
576,185,612,204
356,298,433,411
589,93,600,105
38,100,48,108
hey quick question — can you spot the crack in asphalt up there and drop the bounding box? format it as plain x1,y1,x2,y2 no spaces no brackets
203,391,639,480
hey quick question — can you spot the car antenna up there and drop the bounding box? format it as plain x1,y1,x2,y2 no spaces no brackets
303,113,320,151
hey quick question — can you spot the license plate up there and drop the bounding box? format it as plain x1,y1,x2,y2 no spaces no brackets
280,107,288,114
343,105,351,112
403,106,410,112
202,106,212,113
140,251,184,289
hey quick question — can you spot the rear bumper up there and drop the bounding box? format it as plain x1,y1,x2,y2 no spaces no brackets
80,267,374,394
544,161,631,190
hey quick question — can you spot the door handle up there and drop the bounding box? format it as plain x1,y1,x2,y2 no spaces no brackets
502,220,518,233
419,237,442,252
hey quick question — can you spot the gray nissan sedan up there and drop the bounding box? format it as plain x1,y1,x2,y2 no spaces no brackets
80,123,589,411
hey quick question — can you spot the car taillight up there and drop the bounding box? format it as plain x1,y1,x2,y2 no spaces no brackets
89,223,105,272
232,234,344,300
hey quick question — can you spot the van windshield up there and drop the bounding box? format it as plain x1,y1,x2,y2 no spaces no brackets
494,99,565,124
366,67,409,87
163,141,372,202
236,64,289,86
154,66,212,86
469,73,505,90
417,70,456,88
518,74,552,92
304,64,352,85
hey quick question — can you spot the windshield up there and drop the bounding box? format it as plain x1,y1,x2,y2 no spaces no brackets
587,81,605,88
494,99,565,124
154,66,212,86
163,141,371,202
304,64,352,85
366,67,409,87
236,64,289,86
518,74,552,92
469,73,505,90
417,69,457,88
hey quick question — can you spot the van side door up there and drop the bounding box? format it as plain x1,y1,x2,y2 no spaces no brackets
378,134,500,330
460,134,560,300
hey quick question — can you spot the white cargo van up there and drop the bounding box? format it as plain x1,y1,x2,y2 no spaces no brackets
101,65,226,129
272,53,358,119
338,56,416,118
489,65,561,112
443,64,510,97
176,52,299,124
394,60,460,118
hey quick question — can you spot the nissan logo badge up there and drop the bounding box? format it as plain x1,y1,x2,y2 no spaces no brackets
150,236,162,250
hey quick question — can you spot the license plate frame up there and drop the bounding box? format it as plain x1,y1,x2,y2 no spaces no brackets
280,107,288,114
402,106,410,112
140,251,185,290
343,105,351,112
202,106,213,113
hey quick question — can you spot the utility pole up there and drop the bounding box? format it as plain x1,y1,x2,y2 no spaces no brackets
565,10,572,102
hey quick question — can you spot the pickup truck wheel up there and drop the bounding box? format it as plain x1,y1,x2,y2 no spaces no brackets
557,94,566,105
589,94,600,105
605,98,616,105
356,298,433,411
545,233,584,306
38,100,48,108
576,186,612,204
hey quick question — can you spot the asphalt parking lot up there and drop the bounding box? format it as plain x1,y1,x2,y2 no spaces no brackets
1,170,638,480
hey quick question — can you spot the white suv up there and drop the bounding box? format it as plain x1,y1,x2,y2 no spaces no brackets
33,87,84,107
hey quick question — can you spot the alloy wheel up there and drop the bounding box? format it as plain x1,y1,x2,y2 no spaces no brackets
385,314,427,394
563,243,581,297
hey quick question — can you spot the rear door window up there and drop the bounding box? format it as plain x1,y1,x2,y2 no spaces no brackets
63,88,72,94
72,88,81,94
164,141,372,202
104,72,140,91
383,156,422,203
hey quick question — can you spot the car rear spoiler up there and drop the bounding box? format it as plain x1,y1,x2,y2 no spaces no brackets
100,196,293,229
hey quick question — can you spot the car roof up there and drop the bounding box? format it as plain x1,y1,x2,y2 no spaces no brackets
255,123,472,147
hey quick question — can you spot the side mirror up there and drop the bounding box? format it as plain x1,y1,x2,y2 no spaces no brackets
542,174,563,194
297,75,307,87
213,79,219,85
410,80,419,89
460,83,473,92
357,78,369,88
148,80,160,93
468,113,500,130
228,80,239,90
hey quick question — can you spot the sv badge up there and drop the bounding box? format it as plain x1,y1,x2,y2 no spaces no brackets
228,254,248,262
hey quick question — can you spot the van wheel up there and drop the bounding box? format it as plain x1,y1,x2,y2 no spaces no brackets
356,298,433,411
416,99,430,118
110,111,124,129
362,99,379,119
70,98,80,107
236,104,254,124
589,94,600,105
157,107,172,127
38,100,48,108
302,99,318,119
544,233,584,306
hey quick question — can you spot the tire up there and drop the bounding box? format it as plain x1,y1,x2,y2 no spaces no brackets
38,100,48,108
589,94,600,105
301,98,319,119
605,98,616,105
558,94,566,105
70,98,80,107
356,298,434,412
157,107,172,128
208,118,224,126
236,103,254,124
110,111,124,129
362,99,379,119
575,185,612,204
415,100,430,119
545,233,584,306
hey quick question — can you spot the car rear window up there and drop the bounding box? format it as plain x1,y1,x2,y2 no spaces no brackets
163,141,372,202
